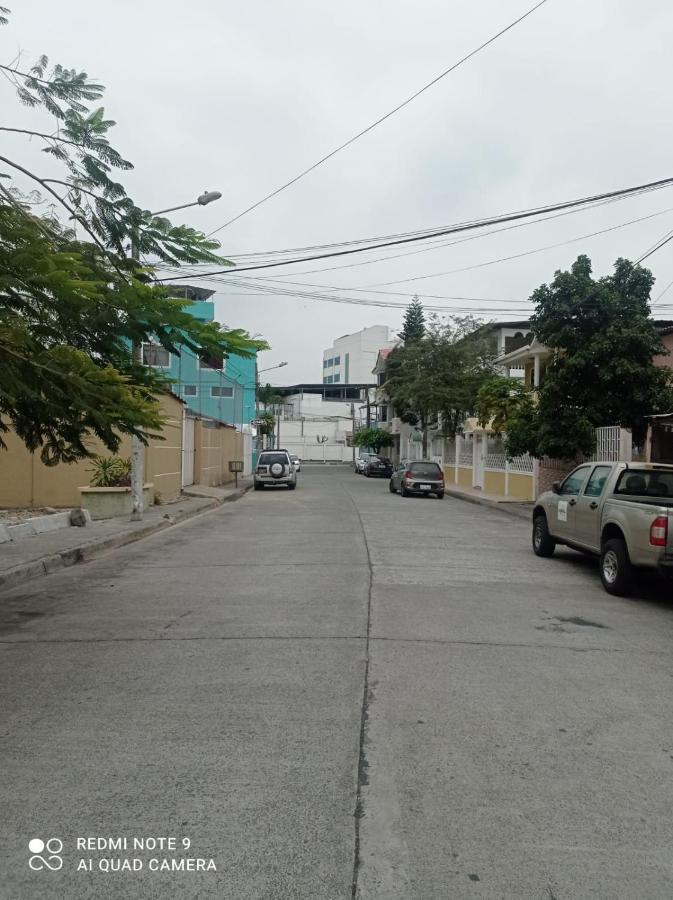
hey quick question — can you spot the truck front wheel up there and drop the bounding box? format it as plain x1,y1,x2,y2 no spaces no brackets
600,538,634,597
532,514,556,558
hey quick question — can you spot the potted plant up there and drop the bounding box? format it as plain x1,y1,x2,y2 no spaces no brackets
79,456,153,519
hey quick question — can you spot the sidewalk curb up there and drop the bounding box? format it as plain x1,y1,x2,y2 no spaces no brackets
443,487,532,521
0,485,251,593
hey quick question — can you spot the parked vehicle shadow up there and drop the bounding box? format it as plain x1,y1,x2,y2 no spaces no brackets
551,548,673,607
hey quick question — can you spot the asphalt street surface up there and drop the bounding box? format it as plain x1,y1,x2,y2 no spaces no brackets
1,465,672,899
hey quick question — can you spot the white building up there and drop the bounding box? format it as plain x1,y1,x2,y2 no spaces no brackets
322,325,396,385
276,391,358,462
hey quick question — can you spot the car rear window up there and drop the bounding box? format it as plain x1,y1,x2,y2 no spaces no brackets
410,462,442,477
258,453,288,466
614,469,673,497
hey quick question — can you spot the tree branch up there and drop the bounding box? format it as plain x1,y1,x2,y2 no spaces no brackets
0,153,114,259
42,178,106,202
0,181,54,238
0,126,85,148
0,62,57,86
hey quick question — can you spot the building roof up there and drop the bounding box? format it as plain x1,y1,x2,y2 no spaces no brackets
165,284,216,301
496,337,552,367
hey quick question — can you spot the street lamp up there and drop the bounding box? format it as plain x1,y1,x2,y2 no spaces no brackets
130,190,222,522
150,191,223,217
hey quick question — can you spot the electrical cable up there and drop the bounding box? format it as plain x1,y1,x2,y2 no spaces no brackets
364,207,673,288
206,0,550,236
155,175,673,282
635,228,673,264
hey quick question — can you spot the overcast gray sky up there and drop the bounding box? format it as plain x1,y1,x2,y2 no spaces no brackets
6,0,673,382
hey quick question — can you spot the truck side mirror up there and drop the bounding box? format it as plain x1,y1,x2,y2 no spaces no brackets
552,481,561,494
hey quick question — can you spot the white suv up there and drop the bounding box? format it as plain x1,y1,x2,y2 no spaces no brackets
254,450,298,490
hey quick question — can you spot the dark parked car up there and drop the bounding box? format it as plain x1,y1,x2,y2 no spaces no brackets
364,455,393,478
389,460,445,498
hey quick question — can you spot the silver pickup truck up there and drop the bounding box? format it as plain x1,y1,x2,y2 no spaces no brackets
532,462,673,596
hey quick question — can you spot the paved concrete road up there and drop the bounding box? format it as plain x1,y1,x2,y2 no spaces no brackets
1,467,673,899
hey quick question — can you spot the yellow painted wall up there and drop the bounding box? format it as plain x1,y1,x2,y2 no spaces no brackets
457,467,472,488
0,393,184,508
484,470,506,495
443,465,457,485
507,472,535,501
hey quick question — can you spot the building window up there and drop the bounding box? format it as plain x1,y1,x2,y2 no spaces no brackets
326,357,333,367
325,375,333,384
199,352,224,370
211,386,234,398
323,359,328,369
333,373,340,382
333,355,340,366
183,385,197,397
142,342,170,367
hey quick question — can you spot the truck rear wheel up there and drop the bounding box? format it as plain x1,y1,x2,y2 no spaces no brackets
532,514,556,557
600,538,634,597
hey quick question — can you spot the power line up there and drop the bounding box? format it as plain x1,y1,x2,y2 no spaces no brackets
364,206,673,288
181,273,534,314
635,227,673,264
169,193,630,278
206,0,551,236
155,175,673,282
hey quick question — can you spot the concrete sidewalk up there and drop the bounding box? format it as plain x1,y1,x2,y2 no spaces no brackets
0,480,251,592
444,483,534,520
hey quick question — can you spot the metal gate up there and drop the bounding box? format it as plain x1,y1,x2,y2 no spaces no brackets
182,415,195,487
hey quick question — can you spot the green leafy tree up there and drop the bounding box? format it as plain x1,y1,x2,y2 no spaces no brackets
385,316,495,454
475,376,533,434
0,12,267,463
257,411,276,436
398,296,426,344
508,255,673,458
352,427,394,453
257,383,284,410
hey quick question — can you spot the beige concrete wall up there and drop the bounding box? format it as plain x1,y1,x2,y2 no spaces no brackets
147,396,183,502
194,421,243,487
0,428,34,507
0,393,183,508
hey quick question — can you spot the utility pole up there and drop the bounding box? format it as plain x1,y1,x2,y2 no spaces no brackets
129,233,144,521
128,190,222,521
351,402,356,466
365,389,371,429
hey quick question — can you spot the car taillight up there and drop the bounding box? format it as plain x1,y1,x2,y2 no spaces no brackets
405,470,413,480
650,516,668,547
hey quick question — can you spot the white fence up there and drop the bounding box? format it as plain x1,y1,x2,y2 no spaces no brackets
590,426,632,462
